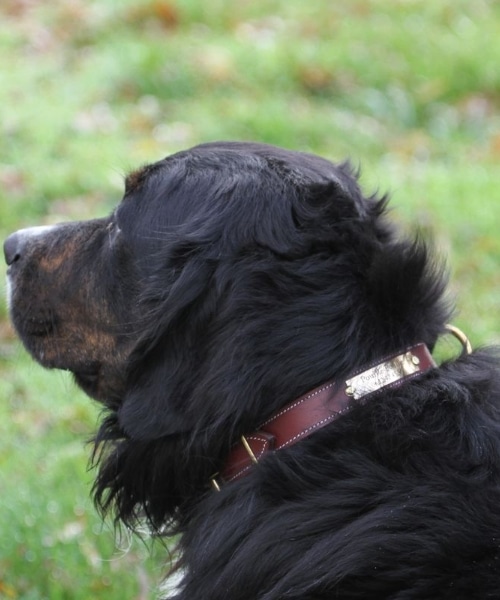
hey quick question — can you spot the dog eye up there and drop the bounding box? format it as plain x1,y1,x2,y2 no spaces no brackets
106,221,121,241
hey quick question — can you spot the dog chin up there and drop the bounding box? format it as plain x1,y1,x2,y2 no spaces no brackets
73,368,100,395
73,367,125,406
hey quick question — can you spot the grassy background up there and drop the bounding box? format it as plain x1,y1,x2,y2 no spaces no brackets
0,0,499,598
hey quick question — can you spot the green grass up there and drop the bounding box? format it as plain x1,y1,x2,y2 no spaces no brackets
0,0,499,597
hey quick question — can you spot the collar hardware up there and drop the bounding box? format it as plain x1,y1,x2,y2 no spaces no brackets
445,324,472,356
211,330,471,492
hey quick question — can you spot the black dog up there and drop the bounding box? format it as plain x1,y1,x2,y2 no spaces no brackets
5,142,500,599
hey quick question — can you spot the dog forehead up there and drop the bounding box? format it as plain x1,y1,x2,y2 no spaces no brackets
125,166,151,194
121,144,370,224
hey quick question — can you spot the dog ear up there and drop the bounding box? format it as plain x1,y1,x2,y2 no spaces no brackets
288,166,391,249
118,344,192,440
118,254,214,440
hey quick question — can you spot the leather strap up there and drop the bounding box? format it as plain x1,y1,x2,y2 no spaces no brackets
211,343,436,490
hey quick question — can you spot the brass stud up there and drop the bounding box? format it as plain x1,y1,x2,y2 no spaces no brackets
241,435,258,464
345,386,355,397
210,477,221,492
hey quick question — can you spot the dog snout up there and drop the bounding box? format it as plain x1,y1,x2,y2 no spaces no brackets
4,231,22,266
3,225,57,267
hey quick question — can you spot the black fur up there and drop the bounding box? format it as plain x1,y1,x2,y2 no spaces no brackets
6,142,500,598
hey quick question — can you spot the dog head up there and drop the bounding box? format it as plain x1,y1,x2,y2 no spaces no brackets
4,142,449,527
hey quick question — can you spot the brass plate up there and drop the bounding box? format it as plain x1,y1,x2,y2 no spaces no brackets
345,351,422,400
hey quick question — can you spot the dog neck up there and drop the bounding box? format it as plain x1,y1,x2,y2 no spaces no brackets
211,343,437,491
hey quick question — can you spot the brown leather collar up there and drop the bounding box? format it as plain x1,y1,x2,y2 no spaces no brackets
211,343,436,491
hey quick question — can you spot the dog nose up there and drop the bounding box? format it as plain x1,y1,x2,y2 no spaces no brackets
4,225,57,267
4,232,22,266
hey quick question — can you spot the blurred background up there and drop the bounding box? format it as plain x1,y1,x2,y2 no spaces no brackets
0,0,499,598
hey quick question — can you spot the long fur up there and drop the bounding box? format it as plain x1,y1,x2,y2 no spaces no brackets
93,144,500,598
9,142,500,598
